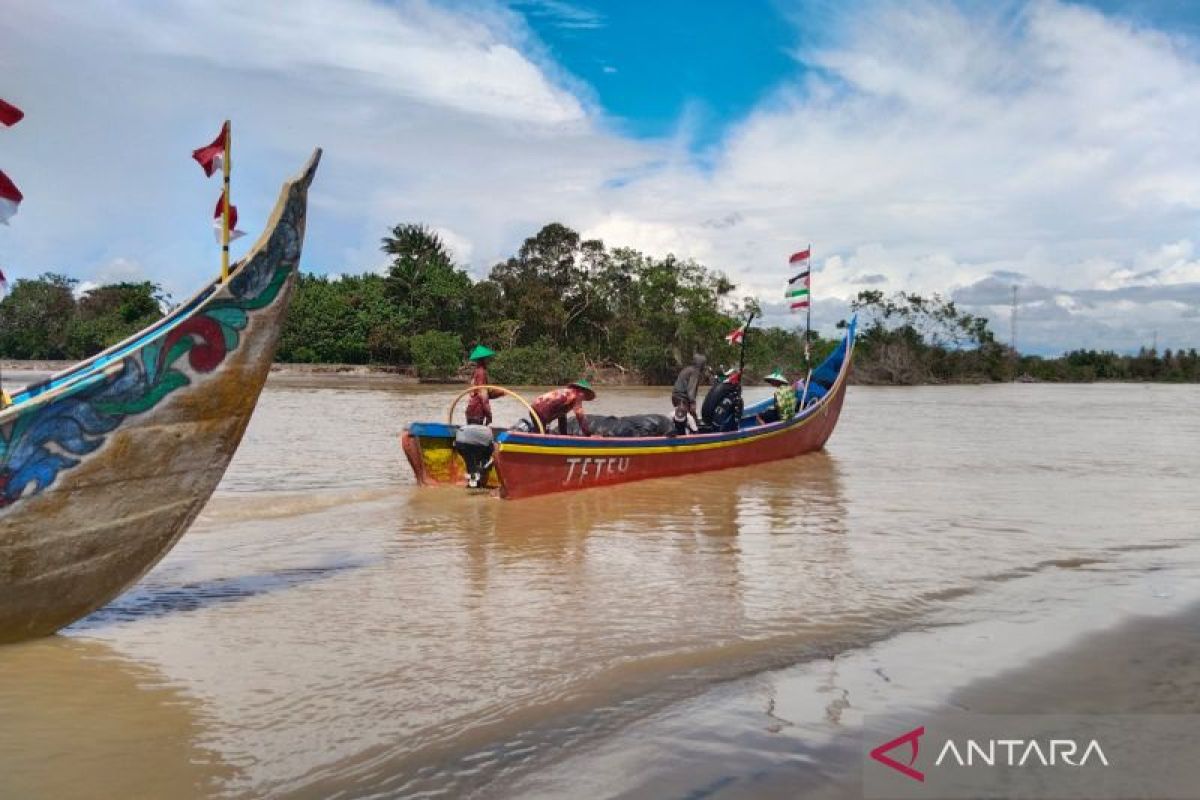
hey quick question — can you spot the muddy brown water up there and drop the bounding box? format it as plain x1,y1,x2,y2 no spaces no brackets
2,377,1198,798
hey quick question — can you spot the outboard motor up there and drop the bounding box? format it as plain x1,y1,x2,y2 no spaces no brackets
701,370,744,433
454,424,495,489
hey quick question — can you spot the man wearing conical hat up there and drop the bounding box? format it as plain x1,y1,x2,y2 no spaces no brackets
529,378,595,436
465,344,502,426
756,368,796,424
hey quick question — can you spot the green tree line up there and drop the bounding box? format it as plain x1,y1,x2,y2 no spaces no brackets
2,225,1197,385
846,288,1200,383
275,222,833,383
0,274,166,360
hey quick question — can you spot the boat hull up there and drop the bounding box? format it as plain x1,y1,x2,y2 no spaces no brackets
494,375,847,499
0,151,321,643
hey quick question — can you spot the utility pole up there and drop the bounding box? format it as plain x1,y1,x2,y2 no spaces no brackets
1011,285,1018,381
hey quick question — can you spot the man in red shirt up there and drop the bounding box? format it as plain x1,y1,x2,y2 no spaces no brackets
530,379,595,436
465,345,502,425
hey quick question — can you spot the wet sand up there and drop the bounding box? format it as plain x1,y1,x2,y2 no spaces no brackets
502,551,1200,799
956,604,1200,714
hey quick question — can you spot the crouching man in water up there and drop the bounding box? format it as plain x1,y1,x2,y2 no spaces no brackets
528,379,595,436
670,353,707,435
756,369,797,424
454,423,495,489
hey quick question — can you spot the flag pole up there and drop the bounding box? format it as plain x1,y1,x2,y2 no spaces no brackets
804,242,813,370
800,243,813,409
220,120,231,283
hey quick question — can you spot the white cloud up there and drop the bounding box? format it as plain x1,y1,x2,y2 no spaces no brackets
3,0,1200,353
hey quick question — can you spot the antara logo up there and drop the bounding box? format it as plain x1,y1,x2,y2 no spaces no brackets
870,725,1110,783
934,738,1108,768
870,726,926,782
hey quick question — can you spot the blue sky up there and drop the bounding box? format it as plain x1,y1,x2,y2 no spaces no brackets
3,0,1200,354
515,0,799,151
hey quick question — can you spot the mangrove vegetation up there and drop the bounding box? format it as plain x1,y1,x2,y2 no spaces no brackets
2,223,1197,384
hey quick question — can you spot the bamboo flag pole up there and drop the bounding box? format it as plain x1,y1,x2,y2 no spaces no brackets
220,120,232,282
804,242,813,370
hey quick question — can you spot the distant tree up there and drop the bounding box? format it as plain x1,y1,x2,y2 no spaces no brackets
69,281,166,356
0,273,79,359
846,290,1006,384
409,330,463,381
382,224,475,340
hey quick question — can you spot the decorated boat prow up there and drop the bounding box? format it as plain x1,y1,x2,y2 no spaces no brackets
0,149,321,643
402,318,856,499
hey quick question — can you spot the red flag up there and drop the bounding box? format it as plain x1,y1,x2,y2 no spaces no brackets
213,194,245,242
0,99,23,127
0,169,23,225
789,300,810,311
789,248,811,264
192,122,228,177
724,325,745,345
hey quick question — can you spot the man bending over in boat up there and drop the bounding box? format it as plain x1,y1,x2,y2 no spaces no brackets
465,344,503,425
670,353,707,435
529,379,595,436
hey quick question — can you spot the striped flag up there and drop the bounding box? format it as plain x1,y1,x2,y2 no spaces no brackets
787,248,811,311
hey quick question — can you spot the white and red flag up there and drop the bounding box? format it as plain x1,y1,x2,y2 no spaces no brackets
192,122,229,177
0,99,23,127
213,194,245,242
0,169,22,226
0,98,23,224
724,325,745,345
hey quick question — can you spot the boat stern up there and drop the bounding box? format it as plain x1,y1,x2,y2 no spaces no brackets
401,422,501,490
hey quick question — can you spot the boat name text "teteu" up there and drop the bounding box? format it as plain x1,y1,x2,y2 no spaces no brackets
564,456,630,484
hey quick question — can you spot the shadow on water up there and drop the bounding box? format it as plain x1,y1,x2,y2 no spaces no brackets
67,558,370,632
0,636,235,799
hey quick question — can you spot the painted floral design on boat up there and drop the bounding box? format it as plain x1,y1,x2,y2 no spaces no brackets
0,200,303,509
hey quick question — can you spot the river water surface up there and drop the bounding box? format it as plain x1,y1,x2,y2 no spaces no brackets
1,379,1198,798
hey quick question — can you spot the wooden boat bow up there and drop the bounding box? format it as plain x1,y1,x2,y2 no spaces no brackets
0,150,321,643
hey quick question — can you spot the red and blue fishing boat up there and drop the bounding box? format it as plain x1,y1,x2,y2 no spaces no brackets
402,318,856,499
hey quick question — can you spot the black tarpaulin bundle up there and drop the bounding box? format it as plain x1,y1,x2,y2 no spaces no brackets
563,414,674,437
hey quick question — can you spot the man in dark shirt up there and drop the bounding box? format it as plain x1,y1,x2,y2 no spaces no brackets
701,368,743,432
670,353,708,435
